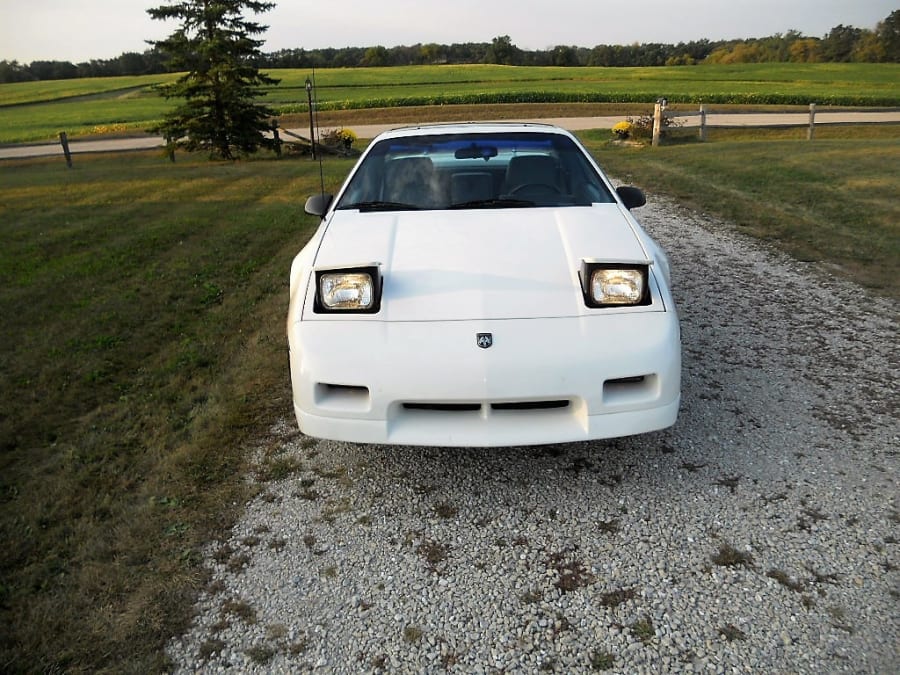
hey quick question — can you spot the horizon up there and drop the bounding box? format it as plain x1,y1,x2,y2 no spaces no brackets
0,0,896,64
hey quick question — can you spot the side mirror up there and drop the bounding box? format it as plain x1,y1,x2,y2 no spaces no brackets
304,193,333,218
616,186,646,210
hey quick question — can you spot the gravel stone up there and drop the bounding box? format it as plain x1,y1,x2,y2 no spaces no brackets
167,194,898,673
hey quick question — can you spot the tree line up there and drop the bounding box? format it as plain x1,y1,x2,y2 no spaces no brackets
1,10,897,84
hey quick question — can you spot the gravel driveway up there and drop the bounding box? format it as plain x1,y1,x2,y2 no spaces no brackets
167,196,898,674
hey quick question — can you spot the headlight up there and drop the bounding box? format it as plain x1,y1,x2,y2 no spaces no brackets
591,268,644,304
314,265,381,313
321,273,373,308
581,262,650,307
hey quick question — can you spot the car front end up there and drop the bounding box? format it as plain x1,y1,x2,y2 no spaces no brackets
287,123,680,447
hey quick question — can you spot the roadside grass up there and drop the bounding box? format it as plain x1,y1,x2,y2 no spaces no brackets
0,150,354,673
0,116,896,672
2,62,897,143
581,125,900,298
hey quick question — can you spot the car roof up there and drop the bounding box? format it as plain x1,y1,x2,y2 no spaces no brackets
372,122,575,141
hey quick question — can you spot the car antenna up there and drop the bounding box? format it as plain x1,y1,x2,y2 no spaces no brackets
312,67,326,197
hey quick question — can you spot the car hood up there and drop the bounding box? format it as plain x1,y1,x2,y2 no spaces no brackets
311,205,652,321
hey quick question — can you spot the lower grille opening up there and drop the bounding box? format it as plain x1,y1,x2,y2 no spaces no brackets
602,374,657,405
491,400,570,411
606,376,646,385
314,383,370,410
321,383,369,393
402,403,481,412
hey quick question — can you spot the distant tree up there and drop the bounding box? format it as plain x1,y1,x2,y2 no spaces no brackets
334,48,365,68
706,41,766,64
666,53,696,66
851,31,884,62
28,60,78,80
0,60,35,83
485,35,520,65
821,24,863,62
587,45,619,66
12,7,899,82
766,30,804,61
550,45,579,66
419,43,447,64
679,39,715,61
360,46,389,67
147,0,279,160
118,52,151,75
875,10,900,62
635,43,672,66
788,38,822,62
73,49,168,78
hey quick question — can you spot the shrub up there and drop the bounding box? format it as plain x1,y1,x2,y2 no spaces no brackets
320,127,357,148
625,112,683,141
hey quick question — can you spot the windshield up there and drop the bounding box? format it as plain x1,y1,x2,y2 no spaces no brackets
334,131,616,211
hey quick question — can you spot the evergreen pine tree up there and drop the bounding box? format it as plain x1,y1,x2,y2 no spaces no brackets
148,0,279,159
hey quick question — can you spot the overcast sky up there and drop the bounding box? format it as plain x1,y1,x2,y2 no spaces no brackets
0,0,896,63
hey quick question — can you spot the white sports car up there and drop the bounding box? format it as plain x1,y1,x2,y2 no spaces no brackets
288,123,680,447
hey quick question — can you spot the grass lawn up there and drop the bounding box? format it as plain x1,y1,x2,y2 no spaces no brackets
0,119,897,672
0,149,355,672
582,125,900,297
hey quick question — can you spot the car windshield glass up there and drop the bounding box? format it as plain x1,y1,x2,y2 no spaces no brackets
335,131,616,211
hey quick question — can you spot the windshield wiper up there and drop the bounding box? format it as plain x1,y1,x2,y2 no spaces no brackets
339,200,421,212
448,198,536,209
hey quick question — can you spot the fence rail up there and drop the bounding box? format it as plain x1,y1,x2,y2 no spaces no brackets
1,109,899,164
656,105,900,144
658,102,825,145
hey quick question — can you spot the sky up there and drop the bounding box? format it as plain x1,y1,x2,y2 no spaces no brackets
0,0,896,63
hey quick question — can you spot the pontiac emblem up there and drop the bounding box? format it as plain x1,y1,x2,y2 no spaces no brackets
476,333,493,349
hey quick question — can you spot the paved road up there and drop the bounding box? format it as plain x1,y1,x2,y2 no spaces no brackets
2,111,898,160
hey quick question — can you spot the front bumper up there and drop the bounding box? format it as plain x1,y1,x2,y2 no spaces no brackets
288,313,680,447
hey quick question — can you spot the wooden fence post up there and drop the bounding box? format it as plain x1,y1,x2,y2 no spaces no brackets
272,123,282,158
652,102,662,147
807,103,816,141
59,132,72,168
699,104,707,142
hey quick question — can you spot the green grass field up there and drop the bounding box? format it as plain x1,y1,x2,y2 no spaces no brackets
1,63,898,143
0,74,178,106
277,62,900,109
0,96,898,671
0,150,355,672
584,126,900,295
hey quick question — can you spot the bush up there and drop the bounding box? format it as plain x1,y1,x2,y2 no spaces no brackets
320,127,357,148
625,111,683,140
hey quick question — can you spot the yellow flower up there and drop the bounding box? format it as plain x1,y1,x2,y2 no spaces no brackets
612,121,633,138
